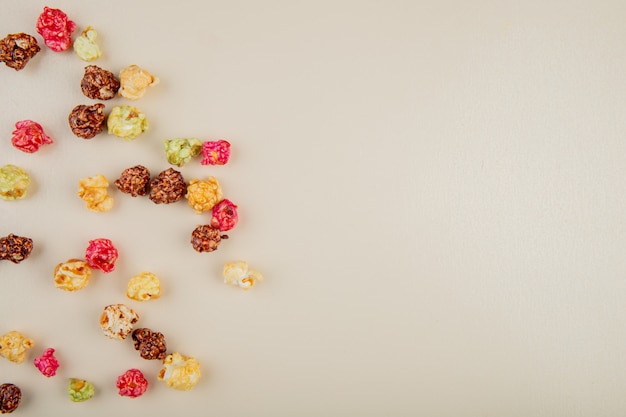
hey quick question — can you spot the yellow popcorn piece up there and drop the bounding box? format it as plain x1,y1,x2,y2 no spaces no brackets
78,174,113,212
73,26,101,62
107,105,148,140
157,352,201,391
54,259,92,291
0,164,30,201
0,331,34,364
223,261,264,290
186,177,222,214
126,272,161,301
119,64,159,100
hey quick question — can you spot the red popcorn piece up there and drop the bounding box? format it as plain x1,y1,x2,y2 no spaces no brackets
210,199,238,231
85,238,118,273
116,369,148,398
11,120,53,153
201,140,231,166
35,7,76,52
33,348,59,377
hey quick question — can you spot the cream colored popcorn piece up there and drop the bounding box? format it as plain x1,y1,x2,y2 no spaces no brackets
119,65,159,100
0,331,34,364
99,304,139,340
157,352,201,391
223,261,264,290
54,259,92,291
73,26,102,61
126,272,161,302
78,174,113,212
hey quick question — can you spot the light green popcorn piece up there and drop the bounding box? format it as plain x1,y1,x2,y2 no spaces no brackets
0,164,31,201
107,105,148,140
163,138,202,167
73,26,102,62
68,378,95,402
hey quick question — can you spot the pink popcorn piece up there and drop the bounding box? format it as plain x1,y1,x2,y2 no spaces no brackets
116,369,148,398
85,238,118,273
11,120,53,153
33,348,59,377
210,199,238,231
35,7,76,52
201,140,231,166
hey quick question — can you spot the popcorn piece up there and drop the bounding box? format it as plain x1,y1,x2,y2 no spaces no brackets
0,33,40,71
11,120,53,153
223,260,264,290
210,199,238,231
78,174,113,212
114,165,150,197
0,234,33,264
0,383,21,414
186,177,223,214
107,105,148,140
116,369,148,398
100,304,138,340
85,238,118,273
157,352,201,391
0,331,34,364
67,378,94,402
0,164,30,201
164,138,202,167
201,140,231,166
149,168,186,204
73,26,101,61
119,65,159,100
132,328,167,360
68,103,106,139
126,272,161,302
191,225,227,253
36,7,76,52
54,259,91,291
33,348,59,377
81,65,120,100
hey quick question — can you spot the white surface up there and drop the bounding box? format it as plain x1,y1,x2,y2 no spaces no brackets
1,1,626,415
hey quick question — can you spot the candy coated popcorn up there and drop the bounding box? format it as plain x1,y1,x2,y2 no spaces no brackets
0,164,30,201
119,65,159,100
36,7,76,52
0,234,33,264
0,331,34,364
114,165,151,197
54,259,91,291
107,105,148,140
73,26,101,61
132,328,167,360
223,261,264,290
67,378,94,402
85,238,118,273
11,120,53,153
186,177,223,214
78,174,113,212
158,352,201,391
0,33,40,71
116,369,148,398
33,348,59,377
191,225,227,253
126,272,161,302
0,383,21,414
149,168,186,204
201,140,231,165
100,304,139,340
211,199,238,231
164,138,202,167
81,65,120,100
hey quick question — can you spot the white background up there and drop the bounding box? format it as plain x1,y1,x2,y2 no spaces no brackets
1,1,626,415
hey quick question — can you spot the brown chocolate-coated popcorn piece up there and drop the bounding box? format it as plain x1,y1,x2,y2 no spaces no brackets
68,104,106,139
191,225,227,253
80,65,120,100
132,328,167,360
149,168,186,204
0,234,33,264
115,165,150,197
0,383,21,414
0,33,40,71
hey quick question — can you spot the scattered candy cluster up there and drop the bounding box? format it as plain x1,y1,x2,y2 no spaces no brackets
0,5,264,413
